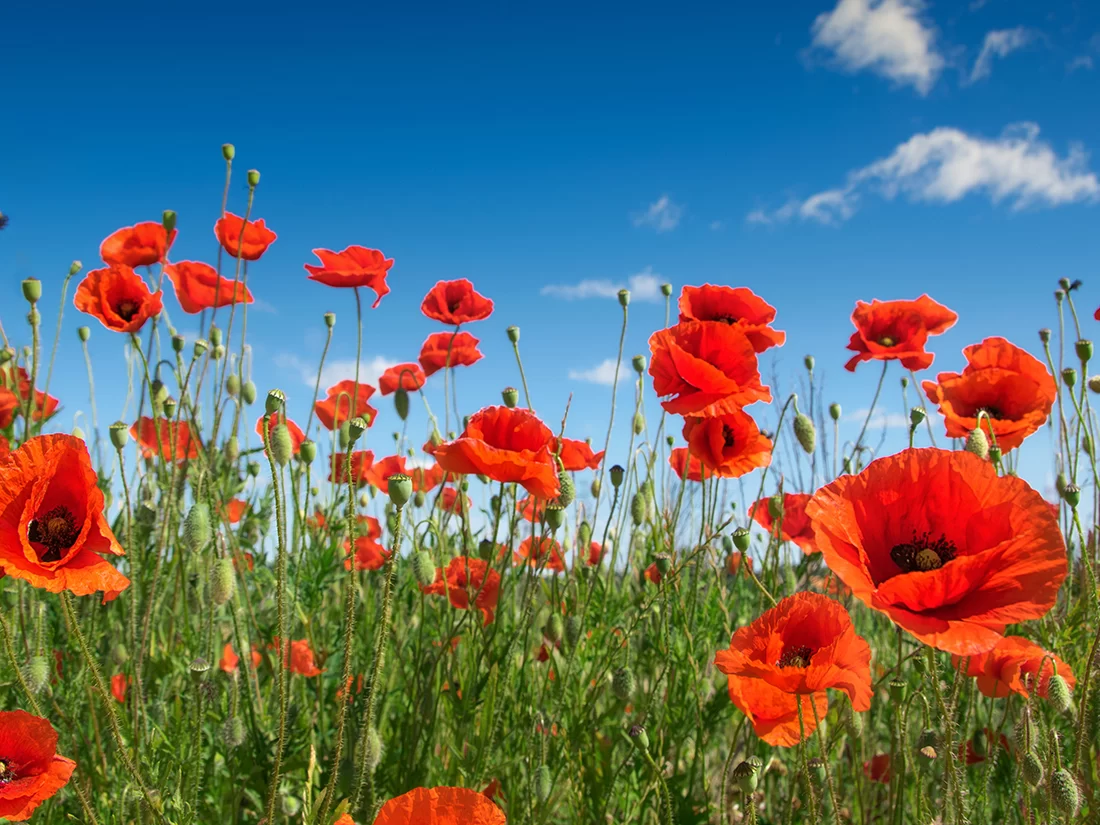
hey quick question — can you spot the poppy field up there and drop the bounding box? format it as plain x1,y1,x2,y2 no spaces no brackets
1,149,1098,825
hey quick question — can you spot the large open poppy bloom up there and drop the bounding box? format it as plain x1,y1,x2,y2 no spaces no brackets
99,221,176,268
420,279,494,325
378,362,426,395
955,635,1076,699
420,556,501,625
555,437,604,472
514,536,566,573
418,332,484,377
0,371,59,428
649,321,771,416
751,493,817,554
844,295,957,373
130,417,199,462
165,261,253,313
0,434,130,596
0,710,77,821
304,246,392,307
714,592,872,747
214,212,277,261
669,447,705,482
921,337,1056,451
372,786,506,825
806,448,1066,655
314,380,379,430
329,451,375,486
433,406,560,499
74,264,164,333
678,285,785,352
682,410,772,478
254,413,306,457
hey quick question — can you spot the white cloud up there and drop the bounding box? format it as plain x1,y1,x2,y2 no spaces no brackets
632,195,683,232
810,0,944,95
844,408,910,429
1067,56,1094,73
568,359,625,386
709,220,724,231
968,27,1033,83
541,266,666,303
747,123,1100,226
250,297,279,314
275,354,399,390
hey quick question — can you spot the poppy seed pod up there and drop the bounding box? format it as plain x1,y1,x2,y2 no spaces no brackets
545,613,564,643
411,551,436,587
654,553,672,576
793,413,815,454
348,416,369,443
501,387,519,408
628,724,650,751
162,396,177,420
1089,376,1100,394
193,339,208,359
632,355,646,374
535,765,552,804
21,278,41,303
77,325,91,343
557,472,575,508
323,311,335,329
590,478,602,498
1077,339,1093,363
226,374,241,397
732,527,750,552
395,388,410,421
964,428,989,460
1062,368,1077,389
184,502,212,552
1021,752,1044,787
1047,674,1072,713
909,407,926,428
69,260,83,276
1055,289,1065,303
222,143,235,160
1051,769,1080,817
109,421,129,450
270,424,293,466
609,465,625,488
211,557,236,606
506,325,520,344
388,473,412,508
612,666,635,700
545,503,566,531
660,282,672,297
162,210,177,235
170,333,185,353
265,389,285,416
732,758,761,794
887,679,906,702
618,289,630,307
1062,483,1081,508
829,402,841,421
247,169,260,187
477,538,494,560
1039,328,1052,343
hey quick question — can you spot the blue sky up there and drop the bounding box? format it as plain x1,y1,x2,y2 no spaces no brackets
2,0,1099,505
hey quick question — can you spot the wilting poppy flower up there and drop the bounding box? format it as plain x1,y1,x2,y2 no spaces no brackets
649,321,771,416
678,285,786,352
274,638,324,677
130,417,199,462
437,486,470,517
434,406,560,499
714,592,872,747
863,754,892,784
111,674,130,704
215,212,277,261
806,448,1067,655
420,278,494,325
956,635,1076,699
751,493,817,554
0,434,130,596
165,261,253,313
586,541,603,567
314,380,378,431
0,710,76,822
378,362,426,395
514,536,566,573
682,410,772,478
329,451,375,486
418,332,484,377
669,448,705,482
373,786,506,825
74,264,163,334
420,556,501,625
100,221,176,268
223,499,248,524
304,246,392,307
555,437,604,472
922,337,1056,452
844,295,957,373
517,497,546,523
254,412,305,456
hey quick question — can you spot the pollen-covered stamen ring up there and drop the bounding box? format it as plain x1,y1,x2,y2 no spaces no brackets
878,335,897,347
777,644,813,669
27,505,80,563
0,758,13,783
890,531,958,573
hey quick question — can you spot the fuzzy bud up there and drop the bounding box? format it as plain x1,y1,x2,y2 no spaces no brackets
633,412,645,435
109,421,129,450
535,764,552,804
793,413,816,454
211,558,236,606
964,428,989,460
578,521,592,548
388,474,412,508
412,551,436,587
1050,769,1080,818
222,716,246,749
506,326,520,344
1013,714,1038,755
609,465,625,488
413,490,426,507
767,492,784,521
1021,751,1044,787
631,354,646,374
1047,674,1072,713
612,667,635,701
226,374,241,397
270,424,293,466
557,471,575,508
847,709,864,738
23,656,50,694
363,726,383,773
630,492,646,526
184,502,212,552
545,613,564,643
564,615,582,649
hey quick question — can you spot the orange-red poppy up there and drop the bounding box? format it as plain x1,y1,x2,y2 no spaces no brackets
844,295,957,373
0,384,58,429
555,437,604,472
420,556,501,625
433,406,560,499
334,814,355,825
643,561,666,585
514,536,566,573
751,493,817,554
220,643,261,673
436,486,470,517
0,434,9,459
372,786,506,825
130,417,199,462
254,412,306,456
304,246,392,307
336,674,366,702
214,212,277,261
0,710,76,822
714,592,872,747
669,447,705,482
806,448,1067,655
165,261,253,313
586,541,603,567
273,638,324,677
314,380,378,431
863,754,892,784
682,410,772,478
726,553,753,576
111,674,130,704
74,264,163,333
344,533,390,571
0,434,130,596
223,499,248,524
955,635,1076,699
482,779,503,803
678,285,785,352
418,332,484,377
921,337,1056,451
378,362,426,395
329,451,375,486
649,321,771,416
420,279,494,325
366,455,407,493
517,496,546,523
99,221,176,268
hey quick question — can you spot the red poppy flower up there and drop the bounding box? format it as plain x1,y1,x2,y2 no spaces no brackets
366,455,406,493
863,754,892,784
329,451,375,486
111,674,130,704
378,362,427,395
420,556,501,625
751,493,817,554
644,562,666,585
219,643,240,673
274,638,324,677
100,221,176,268
955,635,1076,699
165,261,253,313
373,786,506,825
482,779,503,803
0,384,58,429
418,332,484,377
0,434,130,596
844,295,957,373
714,592,872,747
304,246,392,307
922,337,1056,452
344,532,390,571
410,462,446,493
514,536,566,573
678,285,785,352
437,486,470,517
555,437,604,472
74,264,163,333
682,410,772,478
726,553,753,576
806,448,1067,655
214,212,277,261
586,541,603,567
314,380,378,431
669,447,705,482
130,417,199,462
0,710,76,822
336,674,366,702
254,412,305,457
223,499,248,524
0,435,9,460
649,321,771,416
334,814,355,825
420,279,494,325
517,497,546,523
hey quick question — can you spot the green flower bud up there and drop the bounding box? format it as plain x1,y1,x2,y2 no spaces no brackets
847,709,864,738
224,435,240,462
630,492,646,526
545,613,564,643
506,326,520,344
299,439,317,464
413,490,426,507
226,374,241,397
654,553,672,576
794,413,815,454
280,794,300,818
265,423,291,466
222,716,246,749
162,210,177,235
184,502,212,552
222,143,235,161
339,421,352,449
109,421,130,450
633,412,645,435
628,724,650,751
965,428,989,460
590,478,602,498
412,551,437,587
1047,674,1072,713
77,326,91,343
1021,751,1044,787
247,169,260,187
829,402,841,421
477,538,494,561
1077,339,1093,363
804,355,815,371
1013,714,1038,755
211,557,236,606
209,325,223,347
564,615,583,649
612,667,635,701
557,471,575,508
247,461,260,478
1050,768,1079,818
900,375,909,389
500,386,519,408
609,465,625,488
535,764,552,804
1088,376,1100,394
660,283,673,297
21,278,41,303
632,355,646,374
388,473,412,508
363,726,384,773
578,521,592,548
69,260,83,276
617,289,630,307
395,388,409,421
988,444,1003,466
24,656,50,694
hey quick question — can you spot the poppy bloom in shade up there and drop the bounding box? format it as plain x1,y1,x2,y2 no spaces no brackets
372,786,506,825
111,674,131,703
214,212,277,261
514,536,566,573
99,221,176,268
921,337,1057,452
863,754,892,784
844,295,958,373
129,417,199,462
955,635,1076,699
433,406,561,499
649,321,771,416
726,552,753,576
806,448,1067,655
222,499,248,525
0,710,77,822
678,284,786,352
219,643,240,673
254,412,306,456
378,362,426,395
643,561,666,585
682,410,773,478
74,264,164,333
418,331,484,377
0,435,9,459
420,278,494,325
420,556,502,625
329,451,375,486
274,638,324,677
751,493,817,554
165,261,253,313
586,541,603,567
0,434,130,596
0,387,58,430
555,437,605,472
714,592,872,747
344,533,390,571
314,380,379,431
304,246,392,307
669,447,706,482
333,814,356,825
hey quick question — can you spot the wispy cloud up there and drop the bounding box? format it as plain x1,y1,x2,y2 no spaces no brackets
1067,55,1094,73
843,408,910,429
968,27,1033,83
810,0,944,95
275,354,399,390
250,297,279,314
709,220,724,231
568,359,625,386
632,195,683,232
541,266,666,303
747,123,1099,226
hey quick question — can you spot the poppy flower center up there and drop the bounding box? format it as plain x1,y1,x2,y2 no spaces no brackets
878,335,897,347
28,505,80,562
714,314,743,325
0,759,12,783
977,406,1003,420
777,644,813,669
722,424,736,449
116,299,139,321
890,532,957,573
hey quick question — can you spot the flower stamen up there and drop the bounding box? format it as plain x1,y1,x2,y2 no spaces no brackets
777,644,813,669
890,532,957,573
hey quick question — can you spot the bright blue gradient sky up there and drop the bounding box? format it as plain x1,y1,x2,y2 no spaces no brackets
2,0,1099,504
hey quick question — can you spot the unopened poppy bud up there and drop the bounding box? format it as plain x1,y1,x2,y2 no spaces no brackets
1062,368,1077,388
226,374,241,397
1055,472,1068,496
900,376,908,389
501,387,519,408
360,491,371,508
209,325,222,347
545,613,564,643
612,666,635,700
909,407,926,428
559,614,582,649
394,388,409,420
847,709,864,738
829,403,841,421
265,389,285,415
363,726,384,772
609,465,625,488
628,724,650,751
732,757,761,794
413,490,426,507
1060,276,1073,290
660,282,672,297
225,435,240,462
21,278,41,303
1021,751,1044,787
109,421,129,450
411,550,436,587
270,424,293,466
767,492,784,521
69,426,84,441
1051,769,1080,818
654,553,672,576
247,169,260,187
1013,715,1038,754
298,440,316,464
630,492,646,526
794,413,815,454
69,260,82,276
911,656,927,675
193,339,208,358
732,527,750,552
323,311,335,328
506,325,520,344
1047,674,1072,712
842,457,853,474
666,435,674,448
76,325,91,344
557,472,575,507
1083,432,1094,458
386,511,398,535
590,478,602,498
280,795,300,818
241,381,257,405
535,764,552,804
617,289,630,307
477,538,494,561
184,502,212,552
1062,483,1081,508
162,210,177,235
964,428,989,460
804,355,815,371
578,520,592,548
24,656,50,694
388,474,412,508
633,412,645,435
212,557,236,606
247,461,260,478
0,348,11,365
222,143,235,160
1077,339,1094,363
632,355,646,374
347,415,369,443
222,716,246,749
165,334,183,355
